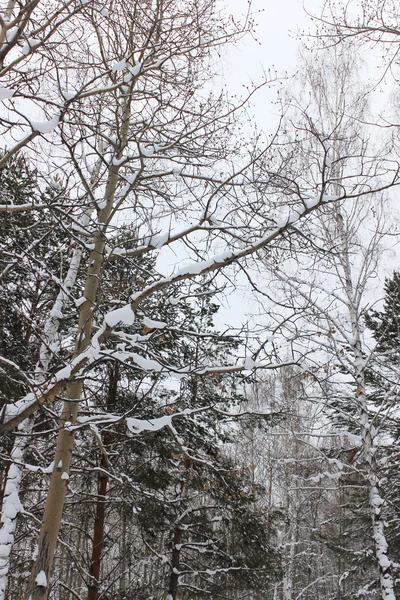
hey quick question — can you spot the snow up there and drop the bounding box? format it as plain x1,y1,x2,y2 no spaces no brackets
242,356,255,370
304,196,321,209
0,87,14,100
35,571,47,587
379,554,390,568
100,7,109,16
30,115,59,134
127,414,172,433
0,426,29,599
288,206,305,223
140,144,155,157
105,304,135,327
276,216,289,228
129,353,163,372
322,194,339,203
75,296,86,307
146,232,169,248
21,38,41,55
112,155,127,166
176,250,234,277
129,62,142,76
127,172,138,184
54,365,72,382
111,58,127,71
61,472,69,480
143,316,167,329
5,28,18,43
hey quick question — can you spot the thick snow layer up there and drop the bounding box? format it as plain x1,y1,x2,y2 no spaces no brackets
140,144,155,157
130,353,163,372
143,316,167,329
127,415,172,433
30,115,59,134
242,357,255,369
146,232,169,248
111,58,126,71
61,89,75,101
21,38,40,55
176,250,234,277
35,571,47,587
129,62,142,76
54,365,72,382
74,296,86,307
105,304,135,327
5,28,18,42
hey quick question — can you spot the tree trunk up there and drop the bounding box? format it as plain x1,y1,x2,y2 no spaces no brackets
86,363,119,600
167,528,181,600
87,456,108,600
27,164,126,599
0,425,30,600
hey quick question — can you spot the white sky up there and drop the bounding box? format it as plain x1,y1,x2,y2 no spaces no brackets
157,0,326,332
225,0,323,131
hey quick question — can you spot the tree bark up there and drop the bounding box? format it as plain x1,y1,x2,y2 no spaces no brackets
87,455,108,600
167,528,182,600
27,155,127,599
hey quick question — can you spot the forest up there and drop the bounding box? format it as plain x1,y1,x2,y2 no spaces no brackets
0,0,400,598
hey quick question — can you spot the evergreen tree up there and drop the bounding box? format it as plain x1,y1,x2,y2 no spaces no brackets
364,272,400,588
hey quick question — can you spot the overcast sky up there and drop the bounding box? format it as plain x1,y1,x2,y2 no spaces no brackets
157,0,325,330
225,0,323,132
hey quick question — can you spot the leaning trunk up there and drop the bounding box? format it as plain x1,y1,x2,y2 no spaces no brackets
27,125,130,597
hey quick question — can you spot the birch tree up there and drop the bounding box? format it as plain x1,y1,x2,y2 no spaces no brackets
270,48,398,599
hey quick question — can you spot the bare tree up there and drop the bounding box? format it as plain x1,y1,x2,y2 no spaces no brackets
269,47,398,599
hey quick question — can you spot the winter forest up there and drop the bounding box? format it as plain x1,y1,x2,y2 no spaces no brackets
2,0,400,598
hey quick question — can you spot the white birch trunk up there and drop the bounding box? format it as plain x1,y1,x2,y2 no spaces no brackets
0,421,31,600
336,210,396,600
282,534,295,600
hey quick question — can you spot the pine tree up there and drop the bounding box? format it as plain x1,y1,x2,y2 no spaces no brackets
364,272,400,589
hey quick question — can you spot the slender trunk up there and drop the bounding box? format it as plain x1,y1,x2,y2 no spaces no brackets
362,412,395,600
334,209,396,600
0,424,31,600
282,530,295,600
27,173,123,599
120,509,127,598
167,528,181,600
86,363,118,600
0,242,86,599
87,449,109,600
